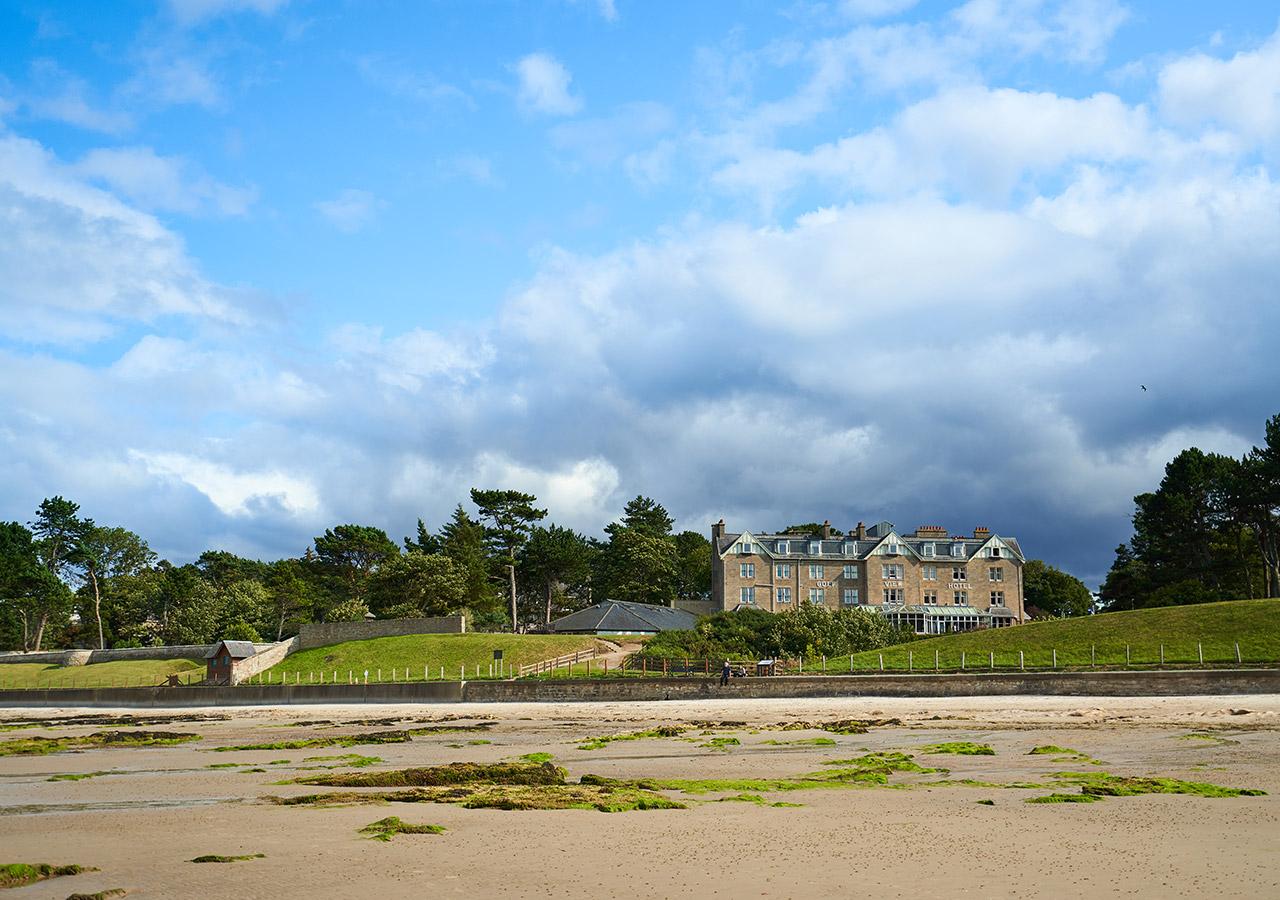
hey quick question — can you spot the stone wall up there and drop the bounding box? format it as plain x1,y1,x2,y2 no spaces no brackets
1,667,1277,708
0,645,273,667
297,615,466,650
227,637,300,685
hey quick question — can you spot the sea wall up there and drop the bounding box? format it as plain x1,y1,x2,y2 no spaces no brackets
297,615,466,650
0,668,1277,708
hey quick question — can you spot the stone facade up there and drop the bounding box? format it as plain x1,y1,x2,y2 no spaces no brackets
711,520,1026,633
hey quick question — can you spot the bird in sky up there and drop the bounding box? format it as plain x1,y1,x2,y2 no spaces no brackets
1141,385,1147,391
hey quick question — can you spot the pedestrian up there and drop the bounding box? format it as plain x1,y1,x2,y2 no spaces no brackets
720,659,731,686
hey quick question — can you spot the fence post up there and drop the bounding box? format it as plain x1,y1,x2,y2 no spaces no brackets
377,669,381,682
1019,650,1024,671
642,657,647,676
440,666,444,680
878,653,883,671
1091,644,1095,666
849,654,853,672
961,651,966,670
1125,645,1130,666
1235,642,1242,664
800,654,804,674
990,651,994,670
934,650,939,672
1052,649,1056,669
1159,645,1164,666
1198,642,1203,665
663,658,668,676
908,651,913,673
460,665,464,681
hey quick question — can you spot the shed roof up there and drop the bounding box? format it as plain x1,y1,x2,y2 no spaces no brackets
549,600,699,634
204,640,258,659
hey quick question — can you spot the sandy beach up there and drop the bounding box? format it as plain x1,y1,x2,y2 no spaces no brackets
2,695,1278,899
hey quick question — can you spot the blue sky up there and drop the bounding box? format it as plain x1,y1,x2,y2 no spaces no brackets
2,0,1279,586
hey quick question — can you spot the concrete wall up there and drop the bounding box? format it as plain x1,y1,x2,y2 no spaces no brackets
297,615,466,650
0,645,271,667
1,668,1277,708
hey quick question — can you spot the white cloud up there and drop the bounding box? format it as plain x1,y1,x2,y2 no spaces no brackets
840,0,919,18
1158,30,1280,143
0,134,247,344
314,189,383,232
165,0,290,25
73,146,255,216
549,102,673,167
130,449,320,517
22,60,132,133
329,323,495,390
514,52,583,116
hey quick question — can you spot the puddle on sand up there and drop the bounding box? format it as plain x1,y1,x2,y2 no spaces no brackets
0,796,244,816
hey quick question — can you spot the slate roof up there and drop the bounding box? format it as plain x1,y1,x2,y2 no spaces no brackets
204,640,258,659
718,524,1024,563
549,600,700,634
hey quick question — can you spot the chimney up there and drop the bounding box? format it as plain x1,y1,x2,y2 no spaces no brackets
821,519,832,539
973,526,990,539
711,519,726,542
855,521,867,540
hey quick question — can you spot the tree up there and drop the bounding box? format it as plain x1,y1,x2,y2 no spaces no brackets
264,559,314,640
0,521,64,651
404,518,441,555
312,525,399,603
27,497,83,650
70,525,154,649
439,505,501,624
612,495,674,538
1022,559,1093,618
673,531,712,602
367,552,466,618
603,528,678,605
522,525,594,624
469,489,547,630
157,566,222,645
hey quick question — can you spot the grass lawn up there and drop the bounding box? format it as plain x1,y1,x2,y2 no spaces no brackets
846,599,1280,671
0,658,204,689
256,633,604,683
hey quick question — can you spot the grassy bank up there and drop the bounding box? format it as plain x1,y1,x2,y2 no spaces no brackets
257,633,603,683
845,600,1280,671
0,658,203,689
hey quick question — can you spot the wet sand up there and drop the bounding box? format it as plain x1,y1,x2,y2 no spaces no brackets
2,695,1278,899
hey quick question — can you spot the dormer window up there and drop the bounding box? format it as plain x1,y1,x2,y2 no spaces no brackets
809,541,820,555
952,543,965,558
886,543,899,555
776,540,788,554
741,542,753,554
989,546,1001,558
842,542,853,555
922,543,935,557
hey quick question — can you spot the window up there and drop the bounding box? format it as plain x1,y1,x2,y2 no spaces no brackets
843,564,858,579
989,567,1003,582
923,565,937,581
952,567,967,581
923,589,937,604
952,543,965,558
883,587,904,604
739,562,755,578
886,542,900,555
741,542,753,554
808,588,825,604
842,542,854,555
808,564,824,579
990,591,1005,607
953,590,968,605
740,587,756,605
776,540,788,554
989,546,1002,558
882,563,903,580
922,543,935,557
843,588,860,605
776,563,791,578
777,587,792,604
809,541,821,554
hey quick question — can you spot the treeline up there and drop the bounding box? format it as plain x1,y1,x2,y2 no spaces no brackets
1102,412,1280,610
0,491,709,652
640,605,916,661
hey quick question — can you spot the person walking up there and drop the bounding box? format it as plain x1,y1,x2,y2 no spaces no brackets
720,659,731,687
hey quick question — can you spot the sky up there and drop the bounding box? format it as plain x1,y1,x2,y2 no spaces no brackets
1,0,1279,587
